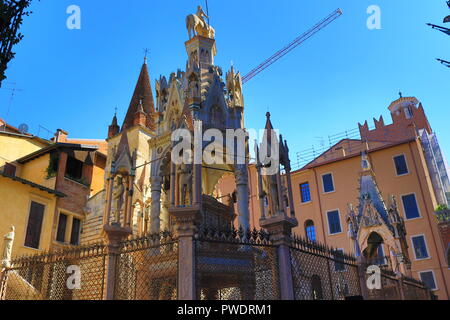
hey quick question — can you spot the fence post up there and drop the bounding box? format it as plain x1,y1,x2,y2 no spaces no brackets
356,259,369,300
170,205,201,300
103,224,132,300
397,275,406,300
260,214,298,300
0,269,7,300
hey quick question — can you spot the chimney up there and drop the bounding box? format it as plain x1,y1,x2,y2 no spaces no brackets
54,129,68,143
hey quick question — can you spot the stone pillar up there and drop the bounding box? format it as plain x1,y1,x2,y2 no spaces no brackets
256,164,266,219
260,214,298,300
103,224,132,300
235,164,250,230
103,176,114,225
170,162,176,207
356,258,369,300
150,176,162,234
193,163,202,206
169,206,201,300
285,169,296,217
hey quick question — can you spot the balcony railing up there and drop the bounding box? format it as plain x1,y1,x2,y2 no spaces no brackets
436,209,450,223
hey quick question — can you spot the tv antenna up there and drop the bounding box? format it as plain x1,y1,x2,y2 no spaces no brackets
0,82,23,120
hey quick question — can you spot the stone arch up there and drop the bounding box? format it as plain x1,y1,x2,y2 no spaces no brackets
359,225,398,257
362,232,384,259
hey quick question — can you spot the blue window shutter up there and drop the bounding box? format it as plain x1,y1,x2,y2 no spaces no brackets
420,272,436,290
300,183,311,203
394,155,408,175
322,174,334,193
402,194,420,219
327,211,341,234
412,236,429,259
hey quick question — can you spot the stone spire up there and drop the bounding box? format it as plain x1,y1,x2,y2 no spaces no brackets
108,109,120,139
122,61,156,131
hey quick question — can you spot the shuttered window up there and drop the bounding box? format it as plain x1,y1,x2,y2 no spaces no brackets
4,163,16,176
394,155,408,175
24,202,45,249
70,218,81,245
56,213,68,243
402,194,421,219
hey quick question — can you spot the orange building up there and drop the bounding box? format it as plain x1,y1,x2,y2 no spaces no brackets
217,96,450,299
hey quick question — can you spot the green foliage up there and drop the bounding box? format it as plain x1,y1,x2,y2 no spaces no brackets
435,204,449,212
0,0,36,86
45,152,59,179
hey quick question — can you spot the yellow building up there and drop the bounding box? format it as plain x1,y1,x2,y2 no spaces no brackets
0,123,106,257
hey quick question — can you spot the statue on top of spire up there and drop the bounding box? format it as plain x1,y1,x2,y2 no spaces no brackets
186,5,215,39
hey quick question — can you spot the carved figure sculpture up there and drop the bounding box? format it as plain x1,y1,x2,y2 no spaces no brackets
1,226,15,268
178,163,193,206
186,6,215,39
113,176,125,222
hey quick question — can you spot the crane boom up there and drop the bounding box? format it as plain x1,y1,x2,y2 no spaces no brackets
242,8,343,84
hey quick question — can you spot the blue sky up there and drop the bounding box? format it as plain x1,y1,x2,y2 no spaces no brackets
1,0,449,165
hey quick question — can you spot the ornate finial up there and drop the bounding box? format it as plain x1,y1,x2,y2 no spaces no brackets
143,48,149,64
266,112,271,119
114,106,118,117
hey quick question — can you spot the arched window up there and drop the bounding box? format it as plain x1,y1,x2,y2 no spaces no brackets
305,220,317,242
311,275,323,300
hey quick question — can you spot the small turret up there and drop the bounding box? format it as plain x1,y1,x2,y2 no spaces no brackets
108,111,120,139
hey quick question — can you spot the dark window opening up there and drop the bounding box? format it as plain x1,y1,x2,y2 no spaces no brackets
46,152,59,178
334,249,346,271
402,194,420,219
394,155,408,175
327,210,342,234
412,235,429,259
420,272,436,290
65,157,83,180
56,213,68,243
3,163,16,176
311,275,323,300
70,218,81,245
25,202,45,249
322,174,334,193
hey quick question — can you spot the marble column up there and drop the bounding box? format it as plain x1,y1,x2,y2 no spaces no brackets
150,176,162,234
235,164,250,231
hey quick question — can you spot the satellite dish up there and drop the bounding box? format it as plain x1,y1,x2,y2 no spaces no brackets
18,123,29,134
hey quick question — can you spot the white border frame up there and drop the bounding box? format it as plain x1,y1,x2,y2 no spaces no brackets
326,209,343,236
410,234,431,261
418,270,438,291
23,197,47,250
393,154,410,177
321,172,335,194
400,192,422,221
299,181,312,204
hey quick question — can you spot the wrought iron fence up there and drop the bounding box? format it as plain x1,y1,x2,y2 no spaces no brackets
2,243,106,300
403,275,430,300
365,269,401,300
114,231,178,300
195,227,280,300
289,235,361,300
